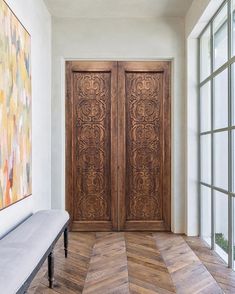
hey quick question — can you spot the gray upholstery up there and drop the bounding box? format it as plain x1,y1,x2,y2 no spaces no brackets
0,210,69,294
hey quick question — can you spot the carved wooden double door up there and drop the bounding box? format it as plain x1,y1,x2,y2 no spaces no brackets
66,61,171,231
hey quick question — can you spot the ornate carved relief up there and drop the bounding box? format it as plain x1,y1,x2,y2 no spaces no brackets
126,73,163,220
73,72,111,221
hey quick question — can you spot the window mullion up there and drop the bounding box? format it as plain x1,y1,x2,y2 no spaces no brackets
228,0,234,269
211,20,215,251
199,36,202,238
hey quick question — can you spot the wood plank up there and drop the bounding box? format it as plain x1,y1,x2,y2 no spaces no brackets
154,233,224,294
28,232,235,294
83,232,130,294
184,236,235,294
29,232,96,294
126,232,176,294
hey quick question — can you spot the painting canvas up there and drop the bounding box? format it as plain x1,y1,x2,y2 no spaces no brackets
0,0,31,209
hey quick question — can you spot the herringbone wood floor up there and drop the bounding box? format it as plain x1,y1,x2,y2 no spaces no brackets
28,232,235,294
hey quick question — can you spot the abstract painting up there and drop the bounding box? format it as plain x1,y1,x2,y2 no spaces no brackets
0,0,31,209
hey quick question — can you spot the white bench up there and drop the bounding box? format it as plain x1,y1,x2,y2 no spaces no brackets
0,210,69,294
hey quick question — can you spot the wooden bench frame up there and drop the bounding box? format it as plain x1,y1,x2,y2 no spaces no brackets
17,220,69,294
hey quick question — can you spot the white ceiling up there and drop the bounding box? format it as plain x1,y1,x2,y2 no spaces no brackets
43,0,194,18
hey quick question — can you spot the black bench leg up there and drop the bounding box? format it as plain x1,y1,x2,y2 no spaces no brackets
48,251,54,288
64,227,68,258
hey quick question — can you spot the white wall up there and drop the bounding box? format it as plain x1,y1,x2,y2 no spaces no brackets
0,0,226,238
185,0,223,38
0,0,52,238
51,16,186,233
185,37,199,236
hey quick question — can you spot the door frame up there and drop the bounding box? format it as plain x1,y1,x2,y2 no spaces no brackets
117,61,171,231
63,59,172,231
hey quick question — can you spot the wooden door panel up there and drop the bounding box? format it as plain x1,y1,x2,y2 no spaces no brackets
126,72,163,221
118,61,171,231
73,72,111,221
66,61,171,232
66,61,118,231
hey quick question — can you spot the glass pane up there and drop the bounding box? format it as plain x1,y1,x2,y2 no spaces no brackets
214,69,228,130
232,1,235,56
232,63,235,126
233,198,235,268
213,4,228,70
200,134,211,184
200,26,211,82
214,131,228,190
200,82,211,132
233,130,235,193
201,185,211,246
215,191,228,263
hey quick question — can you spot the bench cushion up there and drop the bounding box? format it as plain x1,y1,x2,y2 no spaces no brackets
0,210,69,294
